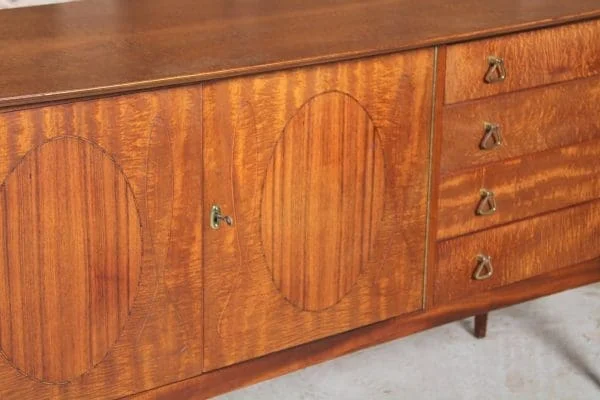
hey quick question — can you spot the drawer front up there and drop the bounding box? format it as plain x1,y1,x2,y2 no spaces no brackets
434,200,600,306
445,19,600,105
438,139,600,239
441,75,600,175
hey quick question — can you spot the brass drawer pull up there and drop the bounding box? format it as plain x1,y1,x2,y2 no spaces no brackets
480,122,503,150
473,254,494,281
210,204,233,230
484,56,507,84
476,189,497,216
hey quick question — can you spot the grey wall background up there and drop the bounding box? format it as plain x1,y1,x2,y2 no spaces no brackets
0,0,70,8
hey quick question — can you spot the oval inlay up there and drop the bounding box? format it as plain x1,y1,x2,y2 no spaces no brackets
0,137,142,383
261,92,385,311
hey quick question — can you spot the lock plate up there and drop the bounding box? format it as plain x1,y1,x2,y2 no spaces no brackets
210,204,233,230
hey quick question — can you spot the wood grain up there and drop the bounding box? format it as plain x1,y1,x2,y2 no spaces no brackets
131,258,600,400
1,6,600,398
441,74,600,174
435,200,600,306
203,50,433,371
445,18,600,104
0,89,203,399
438,139,600,239
261,91,385,312
2,0,600,108
0,137,141,384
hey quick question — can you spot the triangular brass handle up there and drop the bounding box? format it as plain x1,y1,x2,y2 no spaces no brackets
476,189,497,216
473,254,494,281
480,122,503,150
484,56,507,84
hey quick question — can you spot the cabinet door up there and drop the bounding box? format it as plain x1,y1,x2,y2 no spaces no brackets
203,50,434,370
0,88,203,399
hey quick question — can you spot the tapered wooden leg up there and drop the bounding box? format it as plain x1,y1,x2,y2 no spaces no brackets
474,313,488,339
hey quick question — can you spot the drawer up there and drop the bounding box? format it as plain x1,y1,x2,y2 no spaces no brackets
441,75,600,175
438,139,600,240
445,19,600,105
434,199,600,306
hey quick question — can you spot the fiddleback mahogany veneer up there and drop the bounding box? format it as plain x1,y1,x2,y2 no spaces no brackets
0,136,142,384
1,0,600,399
435,199,600,305
203,51,433,370
440,74,600,174
445,18,600,104
0,90,204,399
438,138,600,239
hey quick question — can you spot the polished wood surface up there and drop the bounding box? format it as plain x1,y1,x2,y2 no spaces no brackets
0,137,141,384
438,139,600,239
131,258,600,400
0,89,203,399
435,200,600,306
441,75,600,175
261,91,385,312
203,51,433,370
2,0,600,108
445,19,600,104
2,3,600,398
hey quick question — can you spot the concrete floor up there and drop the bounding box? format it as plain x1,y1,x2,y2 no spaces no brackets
217,283,600,400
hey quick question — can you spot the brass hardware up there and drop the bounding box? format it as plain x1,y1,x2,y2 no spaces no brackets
480,122,503,150
484,56,507,84
210,204,233,230
473,254,494,281
476,189,497,216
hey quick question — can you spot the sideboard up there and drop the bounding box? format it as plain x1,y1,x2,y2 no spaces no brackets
1,0,600,398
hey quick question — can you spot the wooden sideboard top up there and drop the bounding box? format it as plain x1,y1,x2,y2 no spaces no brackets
1,0,600,109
